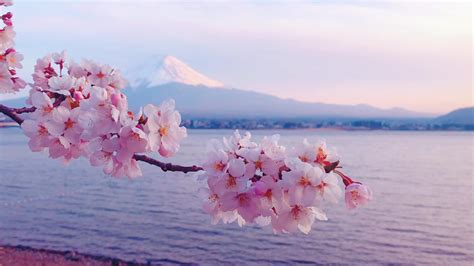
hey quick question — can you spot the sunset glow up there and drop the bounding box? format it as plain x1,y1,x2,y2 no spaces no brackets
3,1,472,114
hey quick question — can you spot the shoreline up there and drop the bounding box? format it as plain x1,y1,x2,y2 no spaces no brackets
0,245,146,266
0,123,472,132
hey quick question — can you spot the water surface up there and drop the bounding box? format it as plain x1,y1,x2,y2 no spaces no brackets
0,128,473,264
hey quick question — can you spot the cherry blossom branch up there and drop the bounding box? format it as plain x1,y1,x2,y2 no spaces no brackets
0,2,374,234
11,106,36,114
0,103,345,178
0,103,24,124
0,103,204,174
133,154,203,173
333,169,355,187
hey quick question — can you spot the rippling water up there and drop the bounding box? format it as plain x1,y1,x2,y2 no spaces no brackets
0,128,473,265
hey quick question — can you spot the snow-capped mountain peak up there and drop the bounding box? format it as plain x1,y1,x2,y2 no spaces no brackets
126,55,224,88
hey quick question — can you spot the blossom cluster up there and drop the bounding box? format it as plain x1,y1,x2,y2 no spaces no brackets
0,1,372,233
21,51,187,178
200,131,372,234
0,0,26,93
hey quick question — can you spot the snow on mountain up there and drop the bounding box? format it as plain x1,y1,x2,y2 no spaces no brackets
0,55,433,120
126,55,224,89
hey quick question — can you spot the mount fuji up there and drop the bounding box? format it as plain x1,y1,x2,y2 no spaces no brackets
124,55,432,119
0,55,433,119
126,55,224,89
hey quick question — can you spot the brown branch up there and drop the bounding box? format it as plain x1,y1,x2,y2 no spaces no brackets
0,104,24,124
133,154,203,173
11,106,36,114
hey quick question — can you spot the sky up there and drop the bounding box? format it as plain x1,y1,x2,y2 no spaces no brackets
2,0,472,114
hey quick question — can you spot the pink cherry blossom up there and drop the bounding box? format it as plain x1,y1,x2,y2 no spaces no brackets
281,160,323,206
32,55,57,90
110,157,143,179
222,130,255,152
11,76,25,90
87,62,111,88
52,50,67,72
294,139,339,166
29,90,53,117
272,203,324,234
5,49,22,68
0,26,14,50
89,136,119,174
68,60,87,78
15,49,188,178
198,187,240,225
110,92,128,112
47,76,76,95
48,136,70,159
202,142,229,177
1,11,12,26
45,106,83,144
315,172,343,204
254,175,282,216
197,130,371,233
260,135,286,160
107,69,127,90
144,99,187,157
345,183,373,209
0,3,25,94
21,119,52,152
117,125,149,161
220,190,261,224
238,147,281,177
0,62,13,92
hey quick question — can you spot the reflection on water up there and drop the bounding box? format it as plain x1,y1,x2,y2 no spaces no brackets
0,128,473,264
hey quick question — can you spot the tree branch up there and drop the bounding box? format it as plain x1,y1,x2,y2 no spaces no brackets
11,106,36,114
133,154,203,173
0,103,204,174
0,104,24,124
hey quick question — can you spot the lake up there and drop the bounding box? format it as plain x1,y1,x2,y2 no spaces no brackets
0,128,473,265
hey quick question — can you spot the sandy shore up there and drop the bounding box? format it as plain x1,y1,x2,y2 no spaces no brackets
0,245,145,266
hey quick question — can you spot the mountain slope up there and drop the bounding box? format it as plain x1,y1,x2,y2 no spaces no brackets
126,55,224,88
123,55,431,119
0,85,432,120
1,55,434,119
125,83,432,119
434,107,473,124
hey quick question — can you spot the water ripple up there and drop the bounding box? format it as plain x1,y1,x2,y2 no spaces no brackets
1,129,473,264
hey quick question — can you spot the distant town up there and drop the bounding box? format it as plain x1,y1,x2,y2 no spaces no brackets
180,118,473,131
2,115,472,131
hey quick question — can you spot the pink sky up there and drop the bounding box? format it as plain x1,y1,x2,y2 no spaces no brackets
3,1,472,114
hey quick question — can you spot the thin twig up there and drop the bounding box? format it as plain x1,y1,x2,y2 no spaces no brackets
11,106,36,114
133,154,203,173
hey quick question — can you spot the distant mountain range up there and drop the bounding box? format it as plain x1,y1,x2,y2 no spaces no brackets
2,55,466,122
434,107,473,125
123,55,432,119
124,83,432,119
